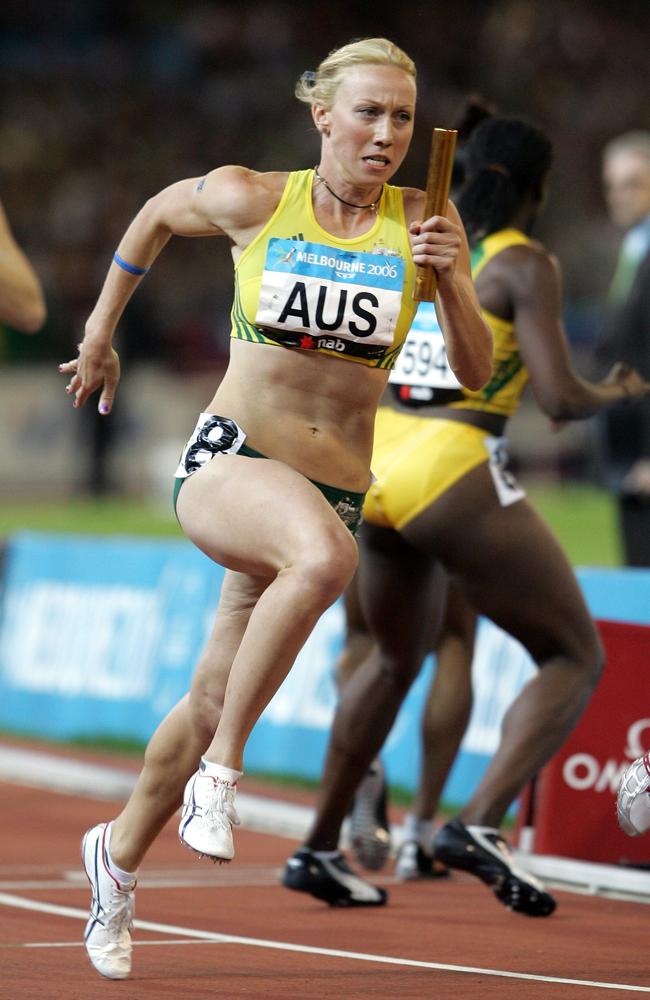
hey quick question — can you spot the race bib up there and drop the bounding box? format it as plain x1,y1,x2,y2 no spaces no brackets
256,238,404,359
389,302,461,389
174,413,246,480
485,436,526,507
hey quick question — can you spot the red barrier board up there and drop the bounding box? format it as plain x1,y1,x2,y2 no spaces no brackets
517,619,650,864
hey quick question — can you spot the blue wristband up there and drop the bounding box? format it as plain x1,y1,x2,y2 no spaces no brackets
113,251,149,276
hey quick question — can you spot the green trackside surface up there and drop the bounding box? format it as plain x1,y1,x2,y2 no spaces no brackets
0,497,183,539
0,481,622,564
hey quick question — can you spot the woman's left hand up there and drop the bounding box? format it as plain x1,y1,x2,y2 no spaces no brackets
409,214,462,286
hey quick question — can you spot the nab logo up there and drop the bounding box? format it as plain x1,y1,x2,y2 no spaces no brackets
298,335,347,352
316,336,346,352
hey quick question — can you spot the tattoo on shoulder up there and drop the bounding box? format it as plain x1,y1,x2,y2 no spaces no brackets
196,177,206,192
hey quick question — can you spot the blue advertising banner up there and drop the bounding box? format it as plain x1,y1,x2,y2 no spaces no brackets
1,532,649,807
0,533,223,741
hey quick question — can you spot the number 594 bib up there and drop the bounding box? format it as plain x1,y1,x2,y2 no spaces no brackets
389,302,461,389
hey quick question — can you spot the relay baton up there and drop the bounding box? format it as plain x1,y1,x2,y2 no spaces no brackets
413,127,458,302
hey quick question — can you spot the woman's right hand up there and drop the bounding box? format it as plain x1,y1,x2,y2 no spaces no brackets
604,362,650,401
59,334,121,414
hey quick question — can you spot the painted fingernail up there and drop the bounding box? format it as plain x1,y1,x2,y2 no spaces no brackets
99,404,109,414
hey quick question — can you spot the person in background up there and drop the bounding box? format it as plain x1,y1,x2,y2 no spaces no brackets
0,197,46,332
282,115,650,916
341,568,472,881
596,132,650,566
344,100,492,876
59,37,492,980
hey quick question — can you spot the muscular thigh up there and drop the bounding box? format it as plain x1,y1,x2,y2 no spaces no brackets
176,453,357,577
401,462,596,664
357,521,447,665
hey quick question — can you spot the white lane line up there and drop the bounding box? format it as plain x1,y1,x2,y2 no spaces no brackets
15,940,219,949
1,892,649,992
0,876,282,891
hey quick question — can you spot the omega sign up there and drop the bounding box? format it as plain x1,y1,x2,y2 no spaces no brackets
562,718,650,793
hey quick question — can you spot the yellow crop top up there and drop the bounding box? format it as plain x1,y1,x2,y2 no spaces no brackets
448,227,533,417
230,169,417,369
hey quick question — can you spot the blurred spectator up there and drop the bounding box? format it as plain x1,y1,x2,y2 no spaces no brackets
0,197,46,333
0,3,649,370
2,1,650,494
595,132,650,565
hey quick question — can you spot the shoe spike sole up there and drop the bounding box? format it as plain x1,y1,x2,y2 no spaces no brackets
178,837,231,864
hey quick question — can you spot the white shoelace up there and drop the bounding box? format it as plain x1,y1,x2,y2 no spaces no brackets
204,781,241,831
103,884,134,938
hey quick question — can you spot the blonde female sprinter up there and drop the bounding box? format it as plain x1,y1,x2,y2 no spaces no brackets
59,37,492,979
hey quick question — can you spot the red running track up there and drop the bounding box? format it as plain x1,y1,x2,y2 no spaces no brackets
2,749,650,999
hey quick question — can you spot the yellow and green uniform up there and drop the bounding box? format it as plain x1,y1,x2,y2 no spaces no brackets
450,227,532,417
231,168,417,368
365,228,531,528
173,172,420,529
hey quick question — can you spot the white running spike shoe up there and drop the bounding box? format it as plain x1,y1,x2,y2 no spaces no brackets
348,758,391,871
179,765,240,860
617,753,650,836
82,823,136,979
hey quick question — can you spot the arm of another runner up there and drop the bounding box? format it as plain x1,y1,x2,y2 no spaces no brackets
0,199,46,333
60,166,271,413
408,197,492,391
511,245,650,420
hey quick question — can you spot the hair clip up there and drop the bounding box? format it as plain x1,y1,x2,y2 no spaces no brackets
302,70,317,87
